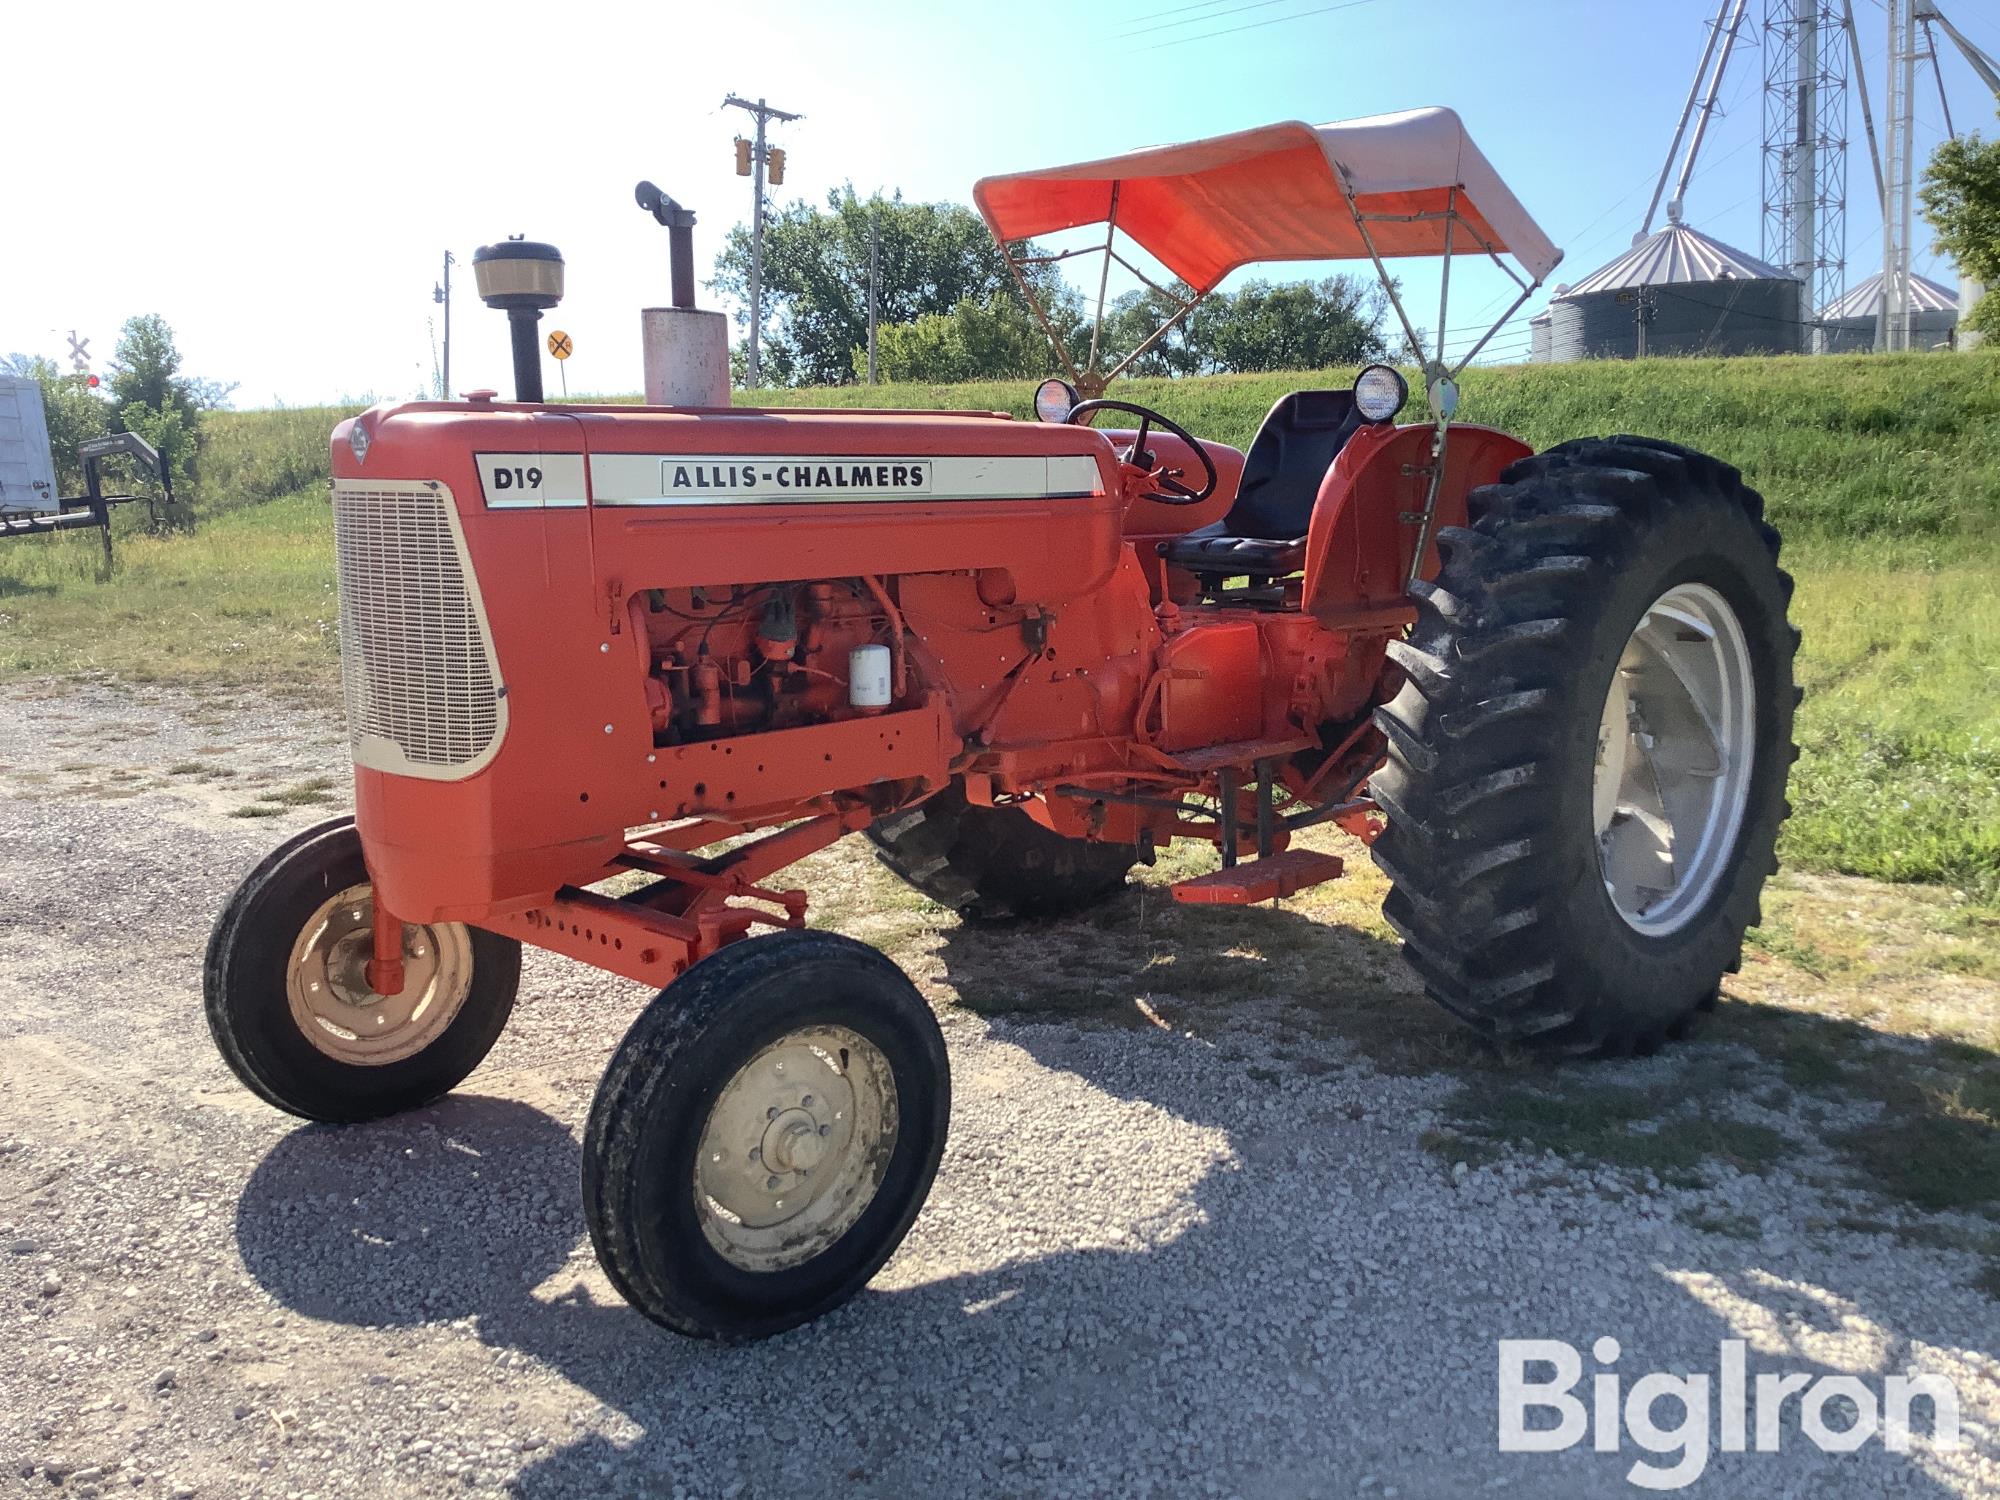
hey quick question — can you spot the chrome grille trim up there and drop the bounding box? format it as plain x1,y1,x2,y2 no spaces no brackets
332,479,506,780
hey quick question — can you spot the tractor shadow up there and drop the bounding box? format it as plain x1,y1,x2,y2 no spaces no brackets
230,888,1990,1496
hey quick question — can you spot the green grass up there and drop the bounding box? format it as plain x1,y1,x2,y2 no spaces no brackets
3,350,1997,900
740,349,2000,544
0,488,339,687
1782,534,2000,896
193,404,361,518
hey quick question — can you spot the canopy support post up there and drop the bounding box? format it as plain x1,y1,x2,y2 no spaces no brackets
1435,187,1458,374
1082,184,1122,389
999,242,1085,390
1335,162,1429,366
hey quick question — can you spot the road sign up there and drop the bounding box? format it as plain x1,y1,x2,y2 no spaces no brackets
66,331,90,372
547,330,573,361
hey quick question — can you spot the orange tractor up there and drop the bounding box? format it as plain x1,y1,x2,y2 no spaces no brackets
207,110,1796,1339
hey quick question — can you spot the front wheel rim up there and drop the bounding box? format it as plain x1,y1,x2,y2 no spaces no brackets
1592,582,1757,936
284,883,474,1064
693,1026,898,1274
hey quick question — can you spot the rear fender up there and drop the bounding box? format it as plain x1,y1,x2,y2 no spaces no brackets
1300,423,1531,626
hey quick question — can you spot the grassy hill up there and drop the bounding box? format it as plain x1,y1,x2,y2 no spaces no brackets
2,350,1996,902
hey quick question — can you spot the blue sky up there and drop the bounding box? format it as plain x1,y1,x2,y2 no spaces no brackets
4,0,1992,405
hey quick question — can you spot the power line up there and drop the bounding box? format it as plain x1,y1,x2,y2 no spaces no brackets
1138,0,1389,53
1120,0,1248,27
1125,0,1298,38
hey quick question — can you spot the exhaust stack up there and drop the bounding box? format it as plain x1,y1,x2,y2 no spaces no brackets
634,183,730,407
472,238,565,403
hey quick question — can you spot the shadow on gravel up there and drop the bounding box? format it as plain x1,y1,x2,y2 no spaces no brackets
228,903,1985,1496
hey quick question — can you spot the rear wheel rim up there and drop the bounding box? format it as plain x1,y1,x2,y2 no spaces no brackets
693,1026,898,1274
1592,582,1757,936
285,883,474,1064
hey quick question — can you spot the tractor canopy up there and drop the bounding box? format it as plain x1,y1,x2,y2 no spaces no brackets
973,107,1563,392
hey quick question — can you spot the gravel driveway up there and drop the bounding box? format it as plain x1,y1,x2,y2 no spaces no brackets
2,681,1994,1498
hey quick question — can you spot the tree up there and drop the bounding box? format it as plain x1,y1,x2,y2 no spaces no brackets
1197,277,1392,372
712,190,1070,387
1097,285,1205,378
105,315,230,514
1098,274,1391,376
1920,122,2000,337
867,293,1061,384
106,314,233,425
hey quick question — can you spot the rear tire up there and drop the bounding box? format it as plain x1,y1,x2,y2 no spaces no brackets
867,782,1139,920
1371,436,1798,1056
582,930,949,1340
204,817,521,1122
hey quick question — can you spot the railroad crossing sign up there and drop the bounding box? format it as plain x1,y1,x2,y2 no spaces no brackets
547,330,573,361
67,331,90,373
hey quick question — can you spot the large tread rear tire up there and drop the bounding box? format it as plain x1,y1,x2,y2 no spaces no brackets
1371,436,1799,1056
867,782,1139,921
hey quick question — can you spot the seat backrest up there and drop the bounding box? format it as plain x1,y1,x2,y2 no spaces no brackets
1223,389,1364,540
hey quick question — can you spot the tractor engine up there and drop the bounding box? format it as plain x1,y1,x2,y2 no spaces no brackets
639,581,892,743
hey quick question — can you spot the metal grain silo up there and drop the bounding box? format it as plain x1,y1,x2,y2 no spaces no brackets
1529,310,1552,363
1818,272,1960,353
1546,225,1803,361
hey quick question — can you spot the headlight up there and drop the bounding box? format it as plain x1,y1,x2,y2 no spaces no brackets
1033,377,1079,424
1353,364,1408,423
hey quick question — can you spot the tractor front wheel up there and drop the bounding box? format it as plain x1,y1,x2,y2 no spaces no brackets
866,782,1140,920
204,817,521,1122
1370,436,1798,1056
582,929,950,1340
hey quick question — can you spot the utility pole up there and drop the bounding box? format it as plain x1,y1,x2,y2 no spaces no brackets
867,206,880,384
723,94,801,389
433,250,454,398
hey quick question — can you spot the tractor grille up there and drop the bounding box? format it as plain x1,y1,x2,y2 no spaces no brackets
332,480,506,778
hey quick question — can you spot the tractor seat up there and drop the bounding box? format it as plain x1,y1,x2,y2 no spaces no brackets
1159,388,1363,577
1159,526,1307,575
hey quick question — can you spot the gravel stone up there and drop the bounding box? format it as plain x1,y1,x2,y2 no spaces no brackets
0,683,1993,1499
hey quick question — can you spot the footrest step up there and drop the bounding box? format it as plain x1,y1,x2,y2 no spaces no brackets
1161,735,1314,774
1169,848,1346,905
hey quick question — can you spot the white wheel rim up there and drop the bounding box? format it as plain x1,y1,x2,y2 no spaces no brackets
285,883,475,1065
694,1026,898,1274
1592,582,1757,937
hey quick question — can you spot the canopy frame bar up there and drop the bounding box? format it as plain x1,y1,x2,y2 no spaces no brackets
998,205,1219,398
990,123,1554,401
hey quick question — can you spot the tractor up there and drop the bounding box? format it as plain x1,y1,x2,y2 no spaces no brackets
206,108,1796,1340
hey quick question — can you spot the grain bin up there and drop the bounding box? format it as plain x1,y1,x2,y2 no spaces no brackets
1818,272,1961,353
1546,224,1803,361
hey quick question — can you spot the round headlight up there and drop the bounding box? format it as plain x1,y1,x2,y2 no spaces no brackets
1033,377,1079,424
1353,364,1408,423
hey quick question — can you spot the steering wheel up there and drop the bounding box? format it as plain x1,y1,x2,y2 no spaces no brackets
1065,398,1219,506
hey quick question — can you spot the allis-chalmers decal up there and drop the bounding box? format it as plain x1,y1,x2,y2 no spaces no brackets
656,457,934,497
475,452,1103,509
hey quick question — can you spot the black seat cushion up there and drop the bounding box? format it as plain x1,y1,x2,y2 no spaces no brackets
1160,523,1306,576
1159,389,1362,577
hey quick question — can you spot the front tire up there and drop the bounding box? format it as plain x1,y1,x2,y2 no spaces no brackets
582,929,950,1340
1371,436,1798,1055
204,817,521,1122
